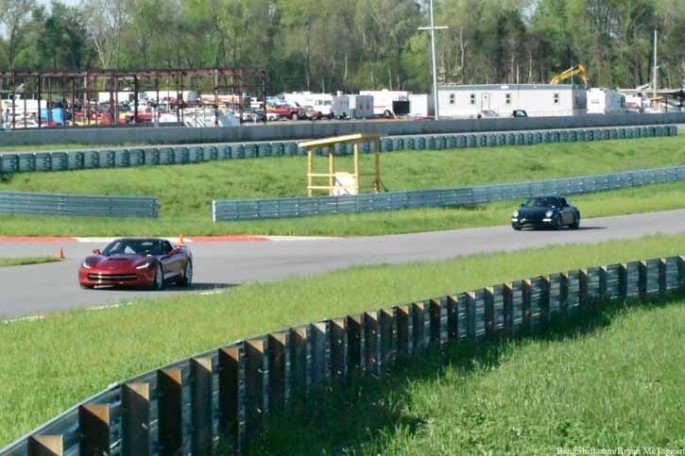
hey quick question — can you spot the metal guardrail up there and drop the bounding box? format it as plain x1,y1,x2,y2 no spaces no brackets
2,255,684,455
0,125,677,174
0,191,159,218
213,164,685,221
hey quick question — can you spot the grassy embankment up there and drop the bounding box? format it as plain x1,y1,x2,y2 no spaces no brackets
1,234,684,449
0,256,61,267
0,135,684,236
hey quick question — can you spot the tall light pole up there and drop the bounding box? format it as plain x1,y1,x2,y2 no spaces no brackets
418,0,447,120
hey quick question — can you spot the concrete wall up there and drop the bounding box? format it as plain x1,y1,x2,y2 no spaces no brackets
1,113,684,148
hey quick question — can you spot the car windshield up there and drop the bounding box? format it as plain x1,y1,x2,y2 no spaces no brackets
102,239,167,256
523,197,560,208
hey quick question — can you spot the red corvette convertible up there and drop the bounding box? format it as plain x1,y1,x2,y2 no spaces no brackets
78,237,193,290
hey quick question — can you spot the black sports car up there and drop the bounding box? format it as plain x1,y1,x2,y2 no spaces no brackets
511,196,580,230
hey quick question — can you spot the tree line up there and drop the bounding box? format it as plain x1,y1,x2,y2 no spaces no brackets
1,0,684,94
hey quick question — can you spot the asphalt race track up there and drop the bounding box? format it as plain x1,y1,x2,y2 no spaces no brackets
1,208,685,320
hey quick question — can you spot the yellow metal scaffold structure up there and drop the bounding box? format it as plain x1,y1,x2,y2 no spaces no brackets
300,133,382,197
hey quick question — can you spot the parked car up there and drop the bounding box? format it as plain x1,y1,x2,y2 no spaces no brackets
78,237,193,290
511,196,580,230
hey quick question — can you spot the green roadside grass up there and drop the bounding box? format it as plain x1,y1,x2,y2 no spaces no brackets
1,233,684,447
248,299,685,455
0,256,61,267
0,135,685,236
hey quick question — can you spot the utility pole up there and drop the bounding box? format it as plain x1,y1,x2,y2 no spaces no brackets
418,0,447,120
652,29,658,100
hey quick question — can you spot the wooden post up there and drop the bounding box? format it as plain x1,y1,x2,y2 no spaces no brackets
502,284,514,336
28,436,63,456
79,403,110,456
329,318,348,379
354,142,360,193
268,332,289,410
484,288,496,338
559,273,569,319
346,315,363,373
289,326,308,393
328,151,334,196
191,357,213,456
638,260,648,299
307,150,313,197
428,298,445,346
245,339,266,437
396,305,411,359
121,382,150,456
521,280,532,334
374,141,380,193
540,277,551,330
658,258,668,297
218,346,241,450
618,263,628,301
364,311,380,376
310,322,329,386
446,295,459,340
678,256,685,290
412,301,427,352
578,269,589,310
158,368,183,456
379,308,396,373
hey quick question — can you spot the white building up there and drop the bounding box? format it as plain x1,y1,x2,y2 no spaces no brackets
436,83,587,118
586,88,626,115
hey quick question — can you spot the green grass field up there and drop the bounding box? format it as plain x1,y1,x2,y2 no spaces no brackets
1,234,684,448
0,256,61,267
1,135,685,236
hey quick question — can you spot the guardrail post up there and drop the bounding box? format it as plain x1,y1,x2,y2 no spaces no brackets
539,277,551,331
502,284,514,336
446,295,459,341
638,261,648,300
346,315,364,374
158,368,183,456
121,382,150,456
379,308,396,373
310,322,329,386
598,266,608,299
559,273,569,319
28,436,63,456
191,357,214,456
268,332,289,410
465,293,478,340
218,346,242,451
578,269,589,310
484,288,496,338
289,326,308,393
364,311,380,377
79,403,110,456
429,298,446,347
245,339,267,438
396,305,412,359
329,319,347,380
412,301,428,352
618,263,628,301
658,258,668,297
521,280,532,334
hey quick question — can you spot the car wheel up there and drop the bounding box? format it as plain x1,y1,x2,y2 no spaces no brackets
571,214,580,229
512,222,522,231
177,261,193,287
291,113,298,120
551,215,561,230
151,263,164,290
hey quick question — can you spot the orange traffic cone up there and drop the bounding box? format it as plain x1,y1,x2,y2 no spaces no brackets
57,247,65,259
179,234,185,246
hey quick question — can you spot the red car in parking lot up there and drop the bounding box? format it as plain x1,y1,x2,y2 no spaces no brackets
79,237,193,290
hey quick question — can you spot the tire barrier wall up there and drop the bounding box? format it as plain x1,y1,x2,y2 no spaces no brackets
0,125,677,175
213,164,685,221
0,191,158,218
1,112,684,147
3,255,684,455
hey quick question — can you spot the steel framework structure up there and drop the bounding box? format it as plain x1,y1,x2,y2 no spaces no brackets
0,67,268,129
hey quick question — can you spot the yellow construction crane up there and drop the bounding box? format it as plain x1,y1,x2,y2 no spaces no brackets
549,64,590,85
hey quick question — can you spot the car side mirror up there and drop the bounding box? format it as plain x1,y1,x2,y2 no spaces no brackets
92,248,101,255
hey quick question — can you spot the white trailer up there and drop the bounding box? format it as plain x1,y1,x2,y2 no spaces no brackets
331,95,374,119
586,88,626,115
436,83,587,118
359,89,410,117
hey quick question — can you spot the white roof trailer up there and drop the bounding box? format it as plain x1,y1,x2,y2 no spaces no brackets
437,84,587,118
586,88,626,115
331,95,374,119
359,89,410,117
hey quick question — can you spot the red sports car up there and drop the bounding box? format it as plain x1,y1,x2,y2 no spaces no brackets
79,237,193,290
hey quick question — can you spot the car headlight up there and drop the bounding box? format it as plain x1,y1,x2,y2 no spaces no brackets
82,260,92,269
512,210,519,217
545,210,553,217
136,261,152,270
